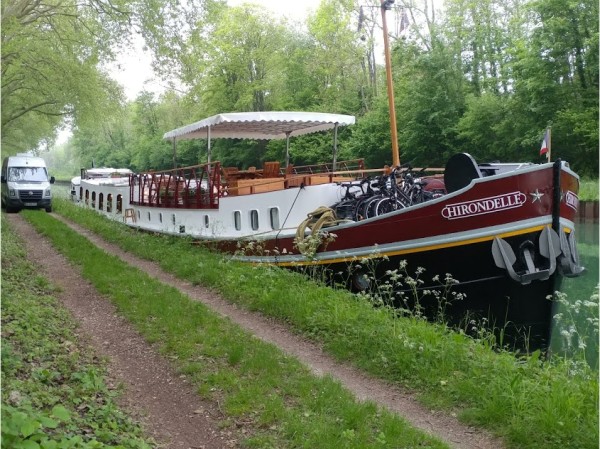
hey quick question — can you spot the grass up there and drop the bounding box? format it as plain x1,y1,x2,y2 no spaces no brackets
579,178,599,201
1,215,153,448
5,210,448,449
17,198,600,449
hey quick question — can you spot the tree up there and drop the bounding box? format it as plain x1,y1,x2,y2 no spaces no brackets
1,0,132,154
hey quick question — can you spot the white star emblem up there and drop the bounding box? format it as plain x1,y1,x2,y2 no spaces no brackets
530,189,544,203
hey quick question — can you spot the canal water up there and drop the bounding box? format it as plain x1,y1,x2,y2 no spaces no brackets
551,216,599,368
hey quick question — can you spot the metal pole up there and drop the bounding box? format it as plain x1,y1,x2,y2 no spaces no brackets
381,0,400,167
332,123,339,171
547,127,552,162
172,139,177,169
285,131,291,168
207,126,212,166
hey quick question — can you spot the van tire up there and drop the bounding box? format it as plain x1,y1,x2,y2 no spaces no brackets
45,206,52,213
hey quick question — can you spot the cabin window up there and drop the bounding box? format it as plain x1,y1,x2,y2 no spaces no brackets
159,213,163,223
79,187,83,200
99,193,104,210
107,194,112,212
116,194,123,213
85,190,89,205
269,207,280,230
204,215,210,228
147,211,151,221
172,214,176,225
91,192,96,208
137,210,141,220
250,210,259,231
234,211,241,231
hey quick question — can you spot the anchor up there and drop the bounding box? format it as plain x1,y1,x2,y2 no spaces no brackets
558,227,585,277
492,226,562,285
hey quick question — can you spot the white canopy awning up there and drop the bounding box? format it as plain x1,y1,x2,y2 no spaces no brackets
163,111,355,141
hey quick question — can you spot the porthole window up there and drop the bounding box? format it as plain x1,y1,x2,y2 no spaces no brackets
137,210,141,220
234,211,241,231
159,213,163,223
204,215,210,228
147,211,151,221
250,210,259,231
269,207,280,230
172,214,176,225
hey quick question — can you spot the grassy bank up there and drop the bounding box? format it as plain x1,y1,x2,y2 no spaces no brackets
579,178,599,201
1,216,153,448
23,200,600,448
5,211,448,448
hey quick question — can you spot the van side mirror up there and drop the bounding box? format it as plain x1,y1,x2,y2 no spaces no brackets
1,175,6,183
50,176,55,184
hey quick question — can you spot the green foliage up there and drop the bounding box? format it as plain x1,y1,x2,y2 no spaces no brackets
1,0,132,154
1,214,153,448
15,0,600,180
579,179,599,201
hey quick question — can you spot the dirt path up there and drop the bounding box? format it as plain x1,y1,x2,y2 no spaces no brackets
6,213,505,449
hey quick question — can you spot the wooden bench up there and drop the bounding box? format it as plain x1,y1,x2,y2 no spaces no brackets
236,178,285,195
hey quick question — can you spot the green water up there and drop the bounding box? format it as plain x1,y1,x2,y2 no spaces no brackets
551,221,599,368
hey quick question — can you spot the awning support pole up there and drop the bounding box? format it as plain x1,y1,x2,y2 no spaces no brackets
332,123,339,172
285,131,291,168
172,139,177,169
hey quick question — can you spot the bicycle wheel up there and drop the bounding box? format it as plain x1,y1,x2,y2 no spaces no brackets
355,194,383,220
375,197,405,216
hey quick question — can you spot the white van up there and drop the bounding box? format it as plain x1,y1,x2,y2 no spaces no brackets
1,154,55,212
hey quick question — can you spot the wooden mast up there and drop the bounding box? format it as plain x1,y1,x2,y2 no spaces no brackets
381,0,400,167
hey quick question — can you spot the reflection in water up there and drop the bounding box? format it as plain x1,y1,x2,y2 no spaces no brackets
551,220,599,368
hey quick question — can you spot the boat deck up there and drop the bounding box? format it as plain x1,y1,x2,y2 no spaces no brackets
129,159,367,209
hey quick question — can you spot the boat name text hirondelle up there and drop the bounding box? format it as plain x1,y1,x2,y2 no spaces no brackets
442,192,526,220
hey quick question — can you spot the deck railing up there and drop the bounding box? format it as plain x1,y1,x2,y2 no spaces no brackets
129,162,221,209
129,159,374,208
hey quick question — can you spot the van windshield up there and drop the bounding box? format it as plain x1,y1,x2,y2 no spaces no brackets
8,167,48,182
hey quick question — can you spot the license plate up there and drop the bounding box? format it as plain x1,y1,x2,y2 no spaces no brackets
24,202,37,207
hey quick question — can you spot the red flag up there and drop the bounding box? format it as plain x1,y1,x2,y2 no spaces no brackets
540,129,550,156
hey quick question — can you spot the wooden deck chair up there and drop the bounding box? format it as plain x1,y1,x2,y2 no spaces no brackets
262,161,281,178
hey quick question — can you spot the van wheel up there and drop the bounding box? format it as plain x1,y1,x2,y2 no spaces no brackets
45,206,52,213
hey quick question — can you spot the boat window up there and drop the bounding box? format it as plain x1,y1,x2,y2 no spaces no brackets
91,192,96,208
204,215,210,228
79,187,83,200
137,210,141,220
234,211,241,230
116,194,122,213
159,213,163,223
99,193,104,210
250,210,259,231
147,211,151,221
107,194,112,212
85,190,89,205
269,207,280,230
172,214,176,225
